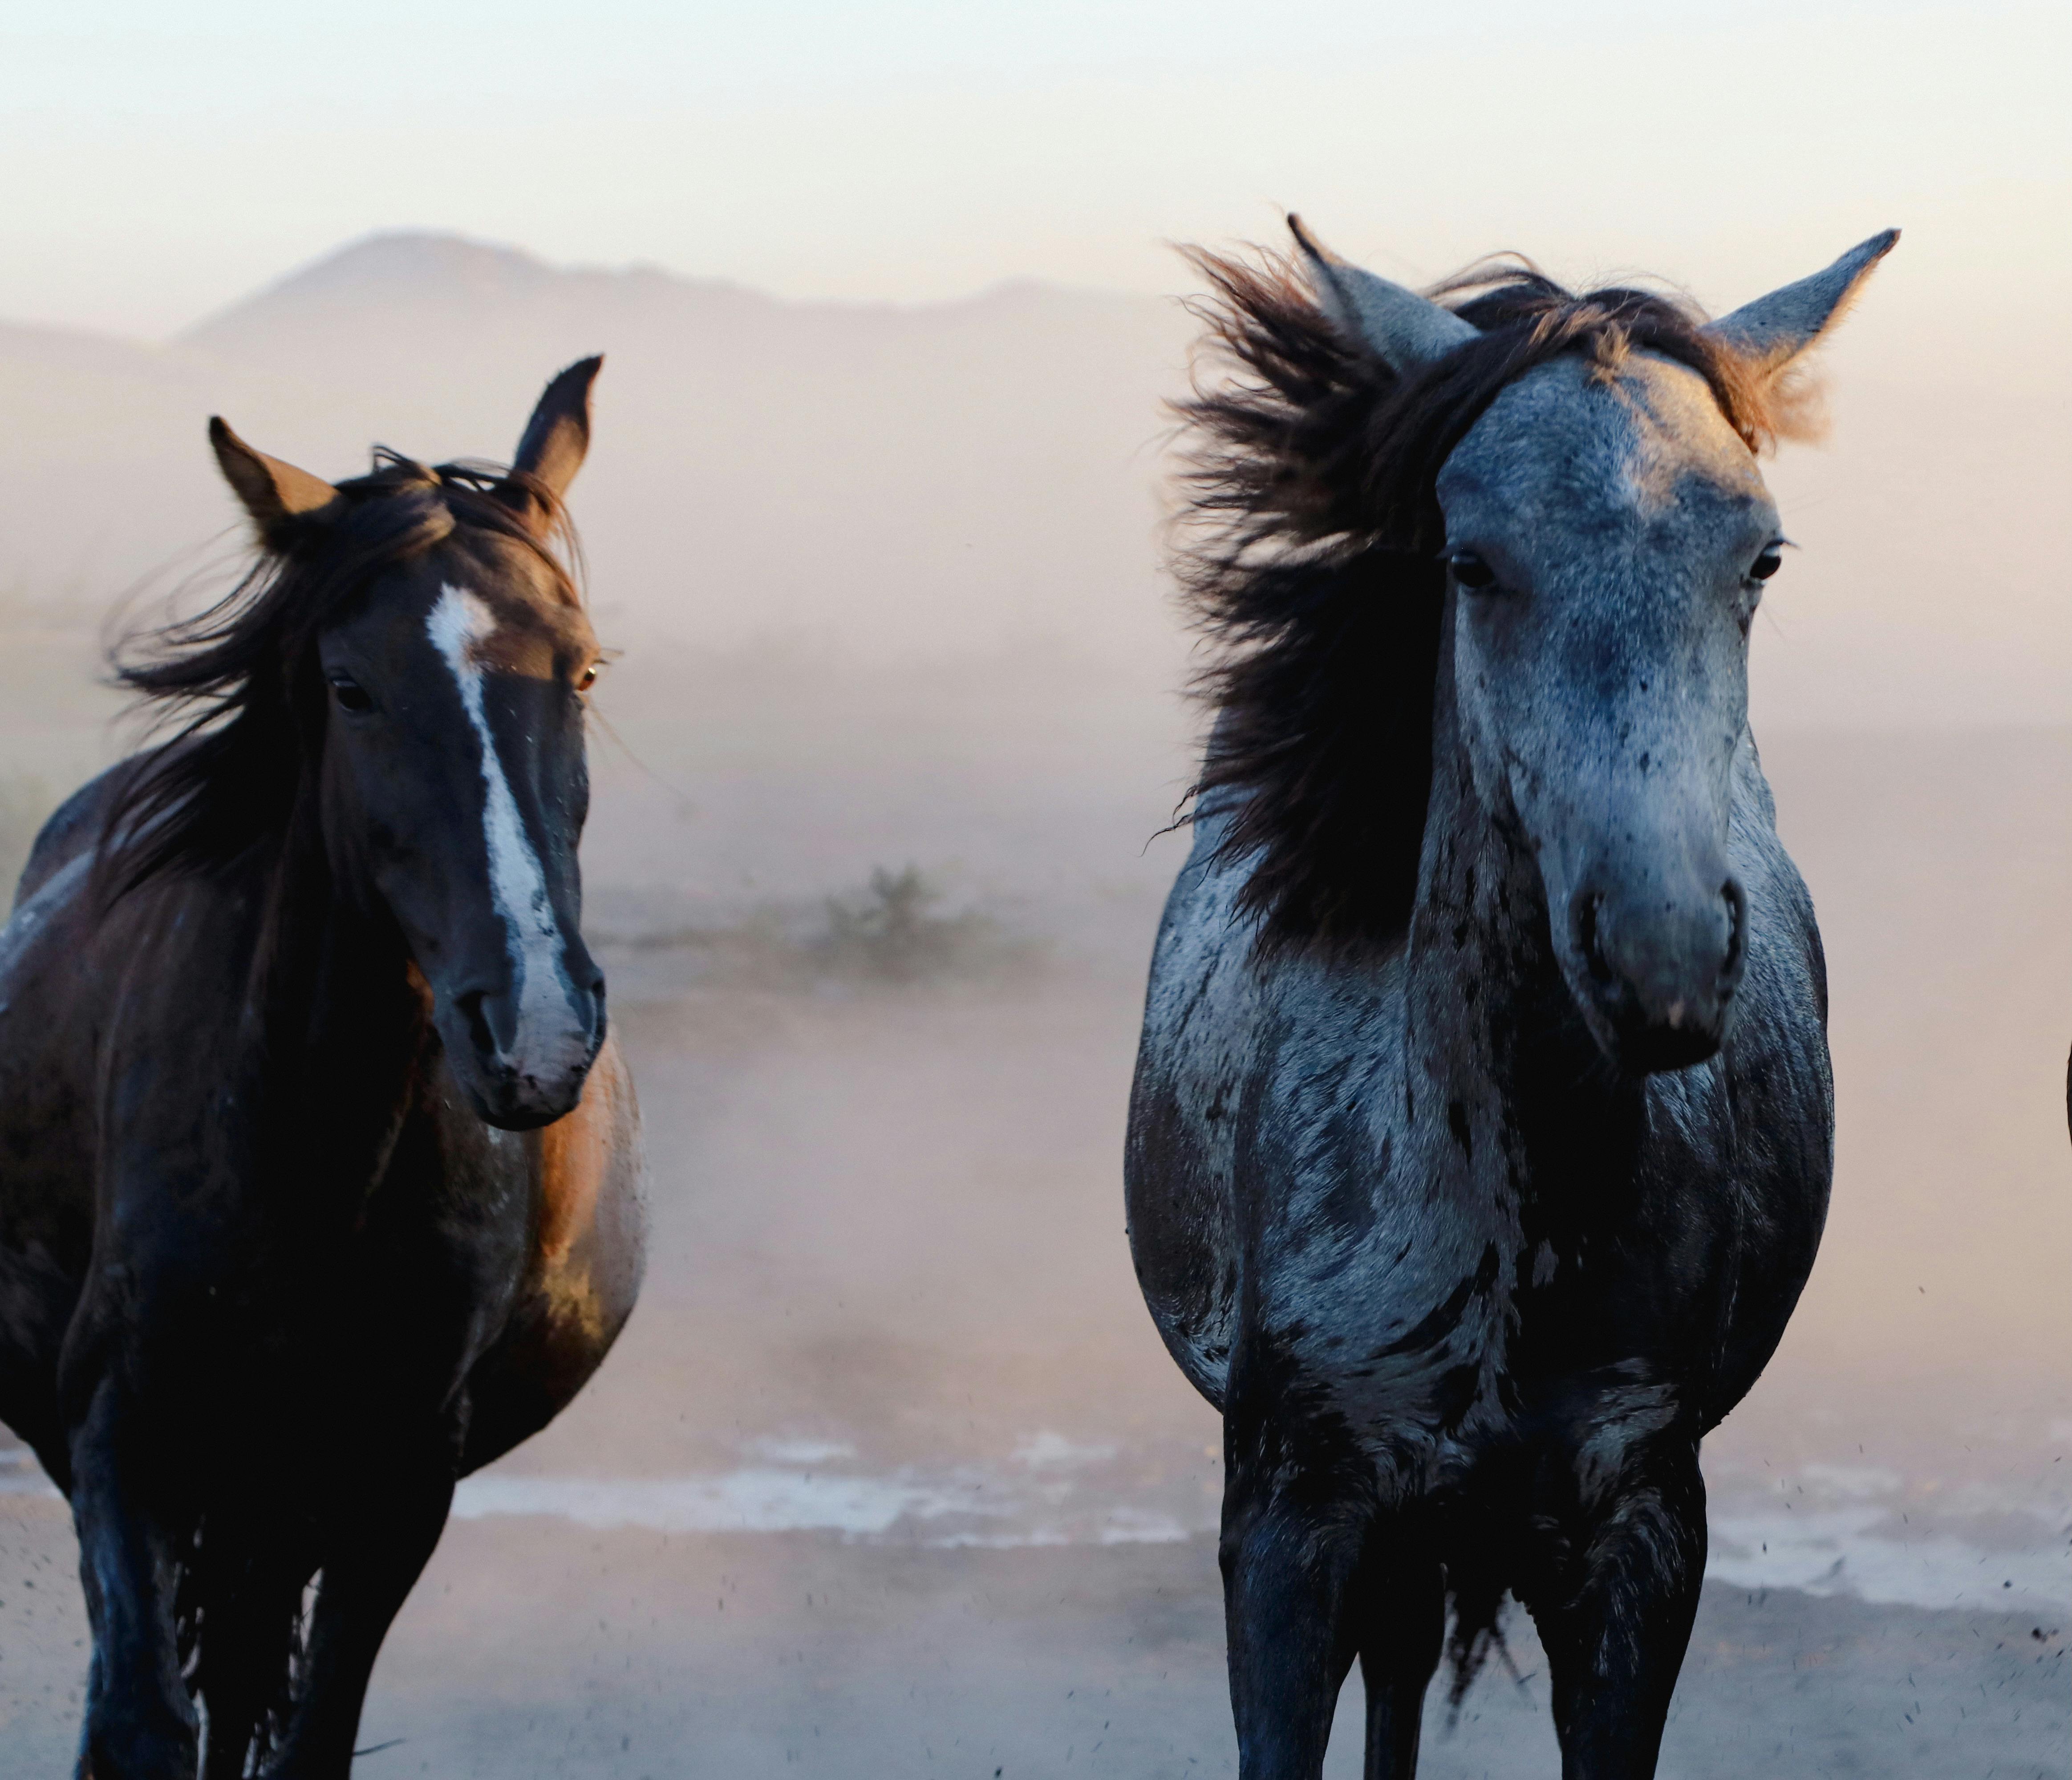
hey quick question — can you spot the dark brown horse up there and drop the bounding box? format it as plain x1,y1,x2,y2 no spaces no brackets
0,360,644,1778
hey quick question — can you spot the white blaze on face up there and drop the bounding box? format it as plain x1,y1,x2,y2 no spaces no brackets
426,583,589,1082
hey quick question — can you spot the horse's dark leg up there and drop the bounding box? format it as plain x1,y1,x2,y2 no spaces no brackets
69,1378,199,1780
1352,1543,1443,1779
196,1550,312,1780
1530,1443,1707,1780
261,1459,454,1780
1219,1424,1371,1780
198,1602,274,1780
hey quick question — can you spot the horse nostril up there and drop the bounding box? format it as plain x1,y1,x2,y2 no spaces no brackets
1573,892,1616,986
1720,878,1748,987
456,990,500,1062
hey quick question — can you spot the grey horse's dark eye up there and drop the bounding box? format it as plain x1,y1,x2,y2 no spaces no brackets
328,674,374,714
1448,550,1500,591
1749,545,1785,582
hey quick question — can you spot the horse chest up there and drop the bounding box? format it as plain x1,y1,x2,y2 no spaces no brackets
111,1125,534,1391
1247,1059,1721,1477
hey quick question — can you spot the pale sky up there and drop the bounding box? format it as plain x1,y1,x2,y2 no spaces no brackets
2,0,2064,361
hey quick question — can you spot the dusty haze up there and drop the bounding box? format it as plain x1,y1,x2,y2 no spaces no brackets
0,235,2064,1773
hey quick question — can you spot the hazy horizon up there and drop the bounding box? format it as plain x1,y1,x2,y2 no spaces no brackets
0,1,2062,381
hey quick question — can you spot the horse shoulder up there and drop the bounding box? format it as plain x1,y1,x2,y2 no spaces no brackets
531,1031,647,1336
1126,833,1257,1406
458,1032,646,1473
0,848,107,1473
1635,732,1834,1417
1128,814,1419,1407
1722,730,1833,1133
0,850,107,1248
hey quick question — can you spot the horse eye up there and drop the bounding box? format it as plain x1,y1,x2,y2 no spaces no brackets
1447,550,1500,592
328,675,374,714
576,663,600,694
1749,545,1785,582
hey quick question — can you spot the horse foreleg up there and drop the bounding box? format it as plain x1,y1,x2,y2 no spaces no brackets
193,1539,316,1780
260,1458,454,1780
1353,1542,1443,1779
1219,1435,1371,1780
1529,1442,1707,1780
68,1378,199,1780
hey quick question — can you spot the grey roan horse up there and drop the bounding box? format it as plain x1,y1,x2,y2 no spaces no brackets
0,361,644,1777
1127,222,1894,1778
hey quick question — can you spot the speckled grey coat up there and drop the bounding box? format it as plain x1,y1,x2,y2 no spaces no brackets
1126,223,1894,1779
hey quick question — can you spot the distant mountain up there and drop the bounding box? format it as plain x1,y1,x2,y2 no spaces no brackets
183,233,780,385
191,232,608,326
3,232,1197,663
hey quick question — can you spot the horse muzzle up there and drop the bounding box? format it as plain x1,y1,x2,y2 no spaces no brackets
442,967,608,1130
1561,869,1747,1074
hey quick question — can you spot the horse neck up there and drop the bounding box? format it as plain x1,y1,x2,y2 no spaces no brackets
240,812,427,1162
1400,637,1626,1118
1397,643,1654,1251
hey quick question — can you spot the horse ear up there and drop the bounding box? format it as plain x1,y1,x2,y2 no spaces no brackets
1705,230,1900,376
210,418,343,546
1287,214,1477,371
499,356,603,525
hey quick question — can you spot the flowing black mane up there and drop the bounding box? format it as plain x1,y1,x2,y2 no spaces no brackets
1176,249,1796,953
97,454,582,909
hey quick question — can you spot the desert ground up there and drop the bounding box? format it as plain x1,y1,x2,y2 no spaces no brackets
0,706,2066,1775
1,1498,2064,1778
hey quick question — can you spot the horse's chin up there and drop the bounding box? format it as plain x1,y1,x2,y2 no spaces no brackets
428,996,604,1131
458,1071,589,1131
1598,1020,1726,1076
438,1032,593,1129
1559,954,1735,1076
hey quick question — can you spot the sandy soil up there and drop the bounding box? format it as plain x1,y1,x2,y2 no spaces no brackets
0,727,2066,1773
1,1495,2063,1778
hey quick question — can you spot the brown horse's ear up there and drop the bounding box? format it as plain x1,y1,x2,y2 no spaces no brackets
498,356,603,527
210,417,344,546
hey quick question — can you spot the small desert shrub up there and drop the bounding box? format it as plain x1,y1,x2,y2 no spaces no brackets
815,866,1016,983
594,866,1041,991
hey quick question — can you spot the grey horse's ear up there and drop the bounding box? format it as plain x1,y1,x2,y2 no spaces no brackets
209,417,345,546
499,356,603,526
1287,214,1478,371
1706,231,1900,374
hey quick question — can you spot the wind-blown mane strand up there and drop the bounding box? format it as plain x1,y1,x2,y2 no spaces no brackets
1174,247,1442,955
1175,246,1796,954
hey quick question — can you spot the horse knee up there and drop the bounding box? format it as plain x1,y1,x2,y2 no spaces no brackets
1543,1450,1707,1616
